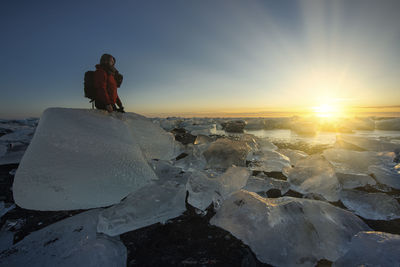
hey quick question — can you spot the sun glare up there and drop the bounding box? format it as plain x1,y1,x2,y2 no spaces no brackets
312,104,342,118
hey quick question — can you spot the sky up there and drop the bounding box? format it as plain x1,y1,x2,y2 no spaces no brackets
1,0,400,118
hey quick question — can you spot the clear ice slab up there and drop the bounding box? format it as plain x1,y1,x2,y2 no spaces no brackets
210,190,370,267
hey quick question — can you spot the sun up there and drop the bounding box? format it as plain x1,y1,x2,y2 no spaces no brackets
312,103,342,118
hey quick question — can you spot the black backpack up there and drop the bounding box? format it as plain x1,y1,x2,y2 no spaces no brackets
84,71,96,102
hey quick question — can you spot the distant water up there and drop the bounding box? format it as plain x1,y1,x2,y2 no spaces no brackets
211,128,400,145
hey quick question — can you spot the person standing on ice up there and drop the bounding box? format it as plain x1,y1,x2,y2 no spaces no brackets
94,53,125,113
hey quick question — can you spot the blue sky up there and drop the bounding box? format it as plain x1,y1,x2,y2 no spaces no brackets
1,0,400,118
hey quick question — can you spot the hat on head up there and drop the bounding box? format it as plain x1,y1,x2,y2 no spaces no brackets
100,54,116,65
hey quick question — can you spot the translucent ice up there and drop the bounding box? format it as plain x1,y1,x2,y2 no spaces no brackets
203,138,251,169
186,170,219,210
186,167,249,211
97,181,187,236
335,172,376,189
0,150,28,165
323,148,394,174
333,232,400,267
376,118,400,131
0,209,127,267
0,144,6,158
210,190,370,266
0,128,35,143
277,149,308,166
13,108,158,210
150,159,189,185
368,163,400,189
336,135,400,152
256,138,278,152
123,113,183,161
340,189,400,220
158,118,181,132
243,175,290,195
248,150,291,172
216,166,250,200
244,118,265,130
290,120,317,135
286,155,340,201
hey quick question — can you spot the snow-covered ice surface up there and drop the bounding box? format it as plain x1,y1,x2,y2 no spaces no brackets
340,189,400,220
210,190,370,267
0,209,127,267
13,108,162,210
333,231,400,266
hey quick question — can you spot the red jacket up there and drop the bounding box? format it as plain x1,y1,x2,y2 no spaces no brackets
94,64,122,106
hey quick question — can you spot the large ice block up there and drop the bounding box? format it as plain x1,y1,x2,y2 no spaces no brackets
210,190,370,266
13,108,160,210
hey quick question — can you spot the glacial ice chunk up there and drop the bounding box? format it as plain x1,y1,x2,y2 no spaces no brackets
248,150,291,172
375,118,400,131
124,113,183,160
217,166,250,198
290,120,317,135
0,128,35,143
368,163,400,189
336,135,400,152
323,148,394,174
243,175,290,195
0,144,6,158
0,209,127,267
277,149,308,166
150,159,188,185
286,155,340,201
13,108,158,210
244,118,265,130
255,138,278,151
186,170,219,210
186,167,249,211
203,138,251,169
333,231,400,267
158,118,181,132
335,172,376,189
210,190,370,266
340,189,400,220
97,181,187,236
